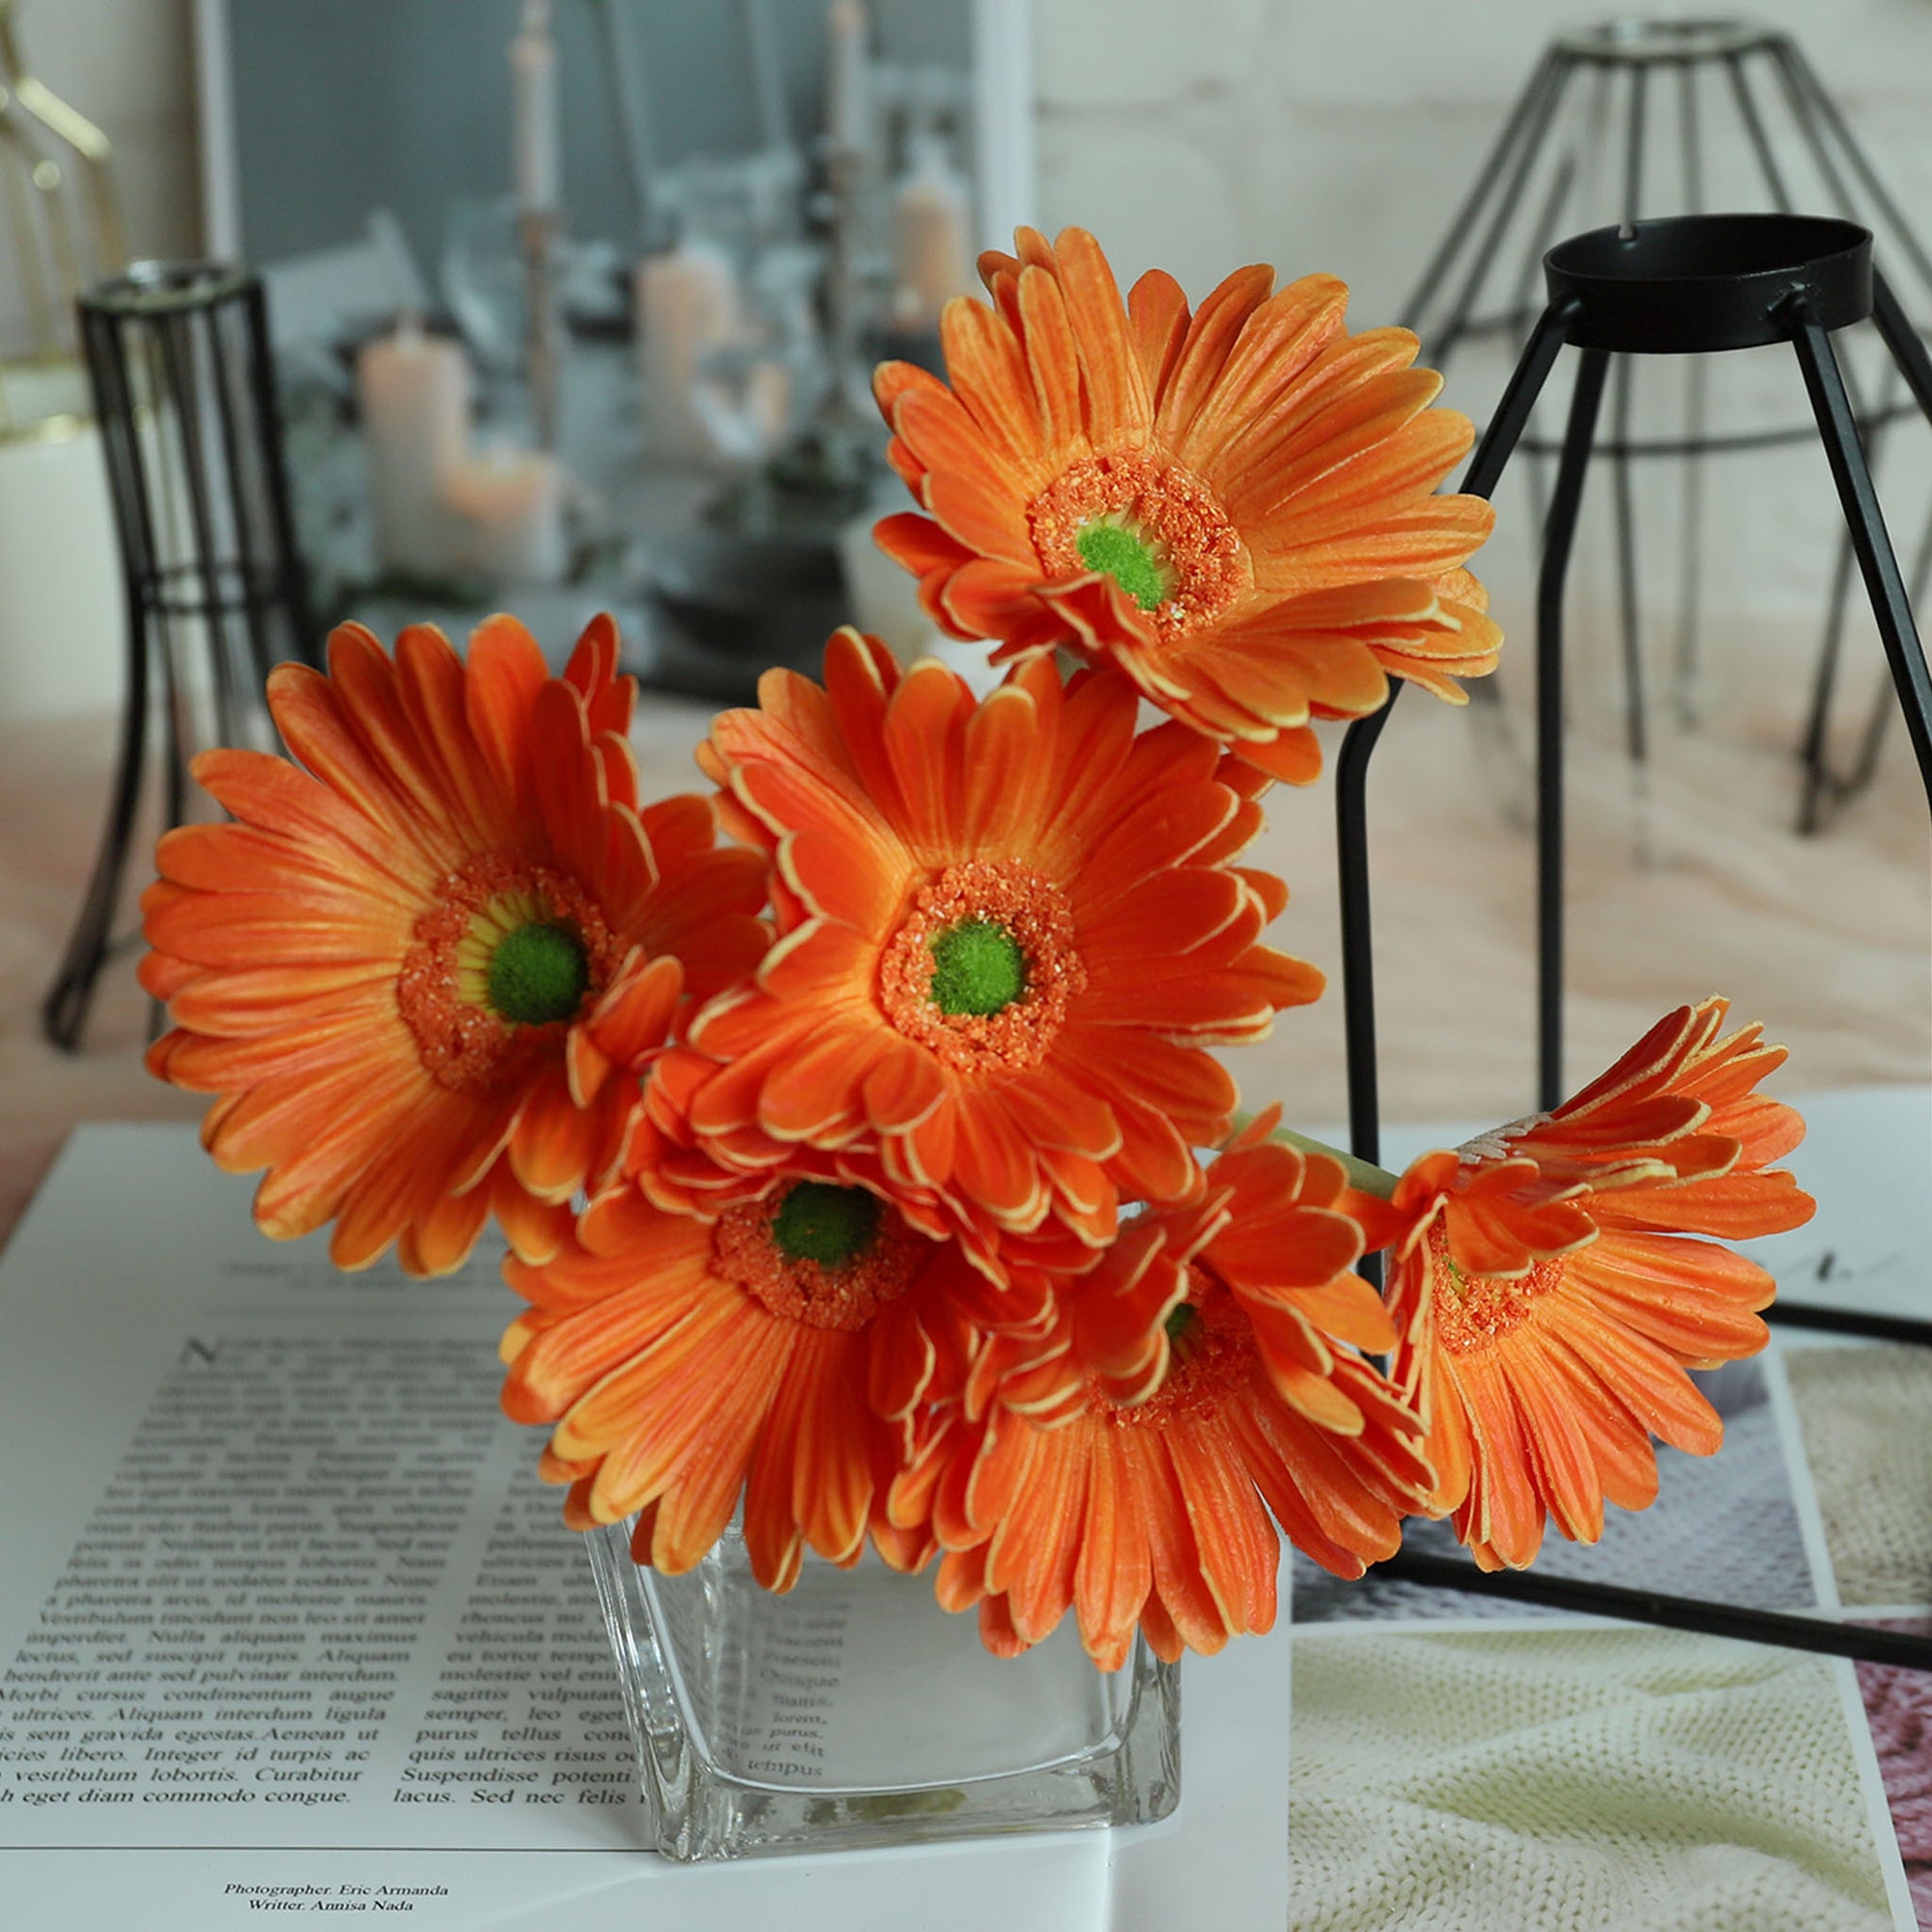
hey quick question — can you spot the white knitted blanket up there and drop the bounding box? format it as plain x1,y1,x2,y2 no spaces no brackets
1291,1628,1893,1931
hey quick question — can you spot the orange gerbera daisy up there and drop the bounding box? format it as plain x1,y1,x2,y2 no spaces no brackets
892,1123,1434,1667
640,628,1318,1265
499,1171,1056,1588
872,226,1499,784
143,615,768,1275
1376,998,1817,1572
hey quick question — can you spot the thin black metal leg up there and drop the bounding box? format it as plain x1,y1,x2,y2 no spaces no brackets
1776,37,1932,293
1724,49,1795,212
207,303,273,695
1766,39,1899,832
1537,347,1611,1113
1845,667,1897,799
42,314,160,1051
1464,300,1577,500
1376,1548,1932,1675
1870,271,1932,427
1731,30,1892,810
1842,507,1932,796
1771,1299,1932,1347
1605,62,1649,770
1337,306,1575,1183
1495,142,1586,643
1608,355,1647,767
1464,158,1582,758
1788,314,1932,814
1675,358,1708,727
1469,156,1583,729
1765,37,1861,218
1799,520,1867,835
1399,48,1565,335
158,311,243,751
41,612,150,1052
244,279,316,668
158,603,190,840
1673,60,1707,726
1799,351,1905,832
1431,58,1577,371
1337,691,1401,1179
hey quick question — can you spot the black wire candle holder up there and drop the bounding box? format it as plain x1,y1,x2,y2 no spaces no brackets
1404,19,1932,834
43,261,314,1053
1340,211,1932,1669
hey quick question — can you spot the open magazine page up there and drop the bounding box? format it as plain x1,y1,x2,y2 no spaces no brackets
0,1124,1289,1931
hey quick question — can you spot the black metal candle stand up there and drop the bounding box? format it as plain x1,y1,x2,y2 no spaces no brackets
43,261,314,1053
1404,20,1932,833
1339,211,1932,1669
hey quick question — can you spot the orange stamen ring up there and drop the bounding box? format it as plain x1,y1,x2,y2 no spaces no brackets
396,855,619,1097
1429,1223,1567,1355
1029,450,1248,639
1106,1268,1247,1428
713,1181,924,1332
878,859,1086,1076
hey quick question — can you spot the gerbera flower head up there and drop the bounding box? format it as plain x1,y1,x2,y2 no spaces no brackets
498,1165,1056,1591
637,627,1320,1269
892,1122,1435,1668
1377,998,1817,1571
143,615,769,1276
871,225,1499,784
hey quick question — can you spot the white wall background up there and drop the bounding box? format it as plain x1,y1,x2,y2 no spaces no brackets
1033,0,1932,311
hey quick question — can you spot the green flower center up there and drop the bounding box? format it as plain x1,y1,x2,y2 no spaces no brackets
1075,516,1173,611
1164,1301,1199,1344
485,922,590,1026
929,918,1027,1017
772,1182,881,1268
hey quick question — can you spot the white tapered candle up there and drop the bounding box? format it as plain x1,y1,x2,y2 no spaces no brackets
512,0,560,213
825,0,869,155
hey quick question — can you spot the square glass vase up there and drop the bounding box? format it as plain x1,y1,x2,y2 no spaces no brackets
584,1517,1181,1861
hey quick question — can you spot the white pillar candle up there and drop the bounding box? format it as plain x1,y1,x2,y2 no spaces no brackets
892,139,973,330
635,244,740,465
512,0,560,214
442,448,568,585
355,318,472,578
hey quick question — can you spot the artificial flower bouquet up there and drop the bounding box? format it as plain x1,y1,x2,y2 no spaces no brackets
142,229,1815,1677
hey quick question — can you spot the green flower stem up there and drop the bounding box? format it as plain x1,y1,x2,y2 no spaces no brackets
1261,1122,1400,1200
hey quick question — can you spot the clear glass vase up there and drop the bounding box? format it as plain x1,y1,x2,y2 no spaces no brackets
584,1518,1181,1861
